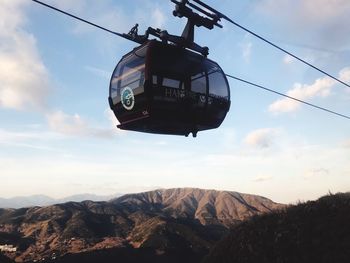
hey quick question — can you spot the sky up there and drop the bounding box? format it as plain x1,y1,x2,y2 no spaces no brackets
1,0,350,204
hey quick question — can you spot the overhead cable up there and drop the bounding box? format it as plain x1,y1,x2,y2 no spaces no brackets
31,0,125,38
225,74,350,120
31,0,350,121
222,16,350,89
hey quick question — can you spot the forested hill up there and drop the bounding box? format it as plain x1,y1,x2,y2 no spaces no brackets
204,193,350,263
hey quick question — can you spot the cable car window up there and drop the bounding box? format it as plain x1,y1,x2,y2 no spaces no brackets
208,70,229,99
110,54,145,105
163,78,181,89
152,75,158,85
110,65,124,102
191,72,206,94
120,62,145,89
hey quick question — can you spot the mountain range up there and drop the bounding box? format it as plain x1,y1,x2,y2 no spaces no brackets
0,194,121,209
0,188,283,262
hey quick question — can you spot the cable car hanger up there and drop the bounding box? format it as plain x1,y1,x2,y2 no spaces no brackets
120,0,231,56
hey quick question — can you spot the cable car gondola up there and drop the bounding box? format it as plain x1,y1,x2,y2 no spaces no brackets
108,0,231,137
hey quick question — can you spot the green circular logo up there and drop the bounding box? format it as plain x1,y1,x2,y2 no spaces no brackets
121,87,135,110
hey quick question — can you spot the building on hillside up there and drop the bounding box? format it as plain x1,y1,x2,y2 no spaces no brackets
0,244,17,252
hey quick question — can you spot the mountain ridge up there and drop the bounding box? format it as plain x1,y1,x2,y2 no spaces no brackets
0,188,284,262
0,193,121,209
112,188,282,226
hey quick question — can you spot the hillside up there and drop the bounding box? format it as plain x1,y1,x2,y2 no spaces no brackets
112,188,282,226
203,193,350,263
0,188,282,262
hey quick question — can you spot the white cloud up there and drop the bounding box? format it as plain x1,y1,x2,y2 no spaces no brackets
47,110,85,135
243,42,252,62
244,128,278,148
46,110,116,138
338,67,350,96
283,55,295,65
269,75,337,113
134,2,169,31
59,1,167,37
0,128,63,152
0,0,121,139
150,8,166,28
89,7,129,33
339,67,350,83
85,66,110,80
52,1,130,36
303,168,330,179
253,175,273,182
240,34,253,63
0,0,51,111
0,129,44,142
269,67,350,114
256,0,350,50
343,140,350,148
49,0,86,13
204,140,350,203
104,108,126,134
299,0,350,23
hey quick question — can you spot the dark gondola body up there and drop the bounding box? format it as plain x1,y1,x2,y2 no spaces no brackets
109,40,230,137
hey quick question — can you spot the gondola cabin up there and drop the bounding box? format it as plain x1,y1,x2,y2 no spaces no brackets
109,40,230,137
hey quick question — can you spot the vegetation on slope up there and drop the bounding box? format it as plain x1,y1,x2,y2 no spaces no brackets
0,254,14,263
203,193,350,263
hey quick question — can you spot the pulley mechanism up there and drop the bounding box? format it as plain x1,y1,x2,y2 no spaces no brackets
121,0,230,56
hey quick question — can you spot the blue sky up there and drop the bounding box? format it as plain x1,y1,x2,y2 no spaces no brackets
1,0,350,203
